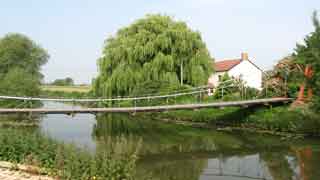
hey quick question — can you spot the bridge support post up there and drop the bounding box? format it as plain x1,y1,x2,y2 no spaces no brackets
28,100,33,119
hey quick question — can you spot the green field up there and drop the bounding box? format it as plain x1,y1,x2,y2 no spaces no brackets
41,85,91,93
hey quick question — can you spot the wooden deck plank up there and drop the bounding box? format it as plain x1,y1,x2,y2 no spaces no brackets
0,98,292,114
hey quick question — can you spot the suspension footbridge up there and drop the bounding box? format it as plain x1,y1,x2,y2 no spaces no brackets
0,84,293,115
0,97,292,115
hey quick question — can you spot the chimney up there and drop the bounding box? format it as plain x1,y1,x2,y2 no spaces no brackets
241,52,248,61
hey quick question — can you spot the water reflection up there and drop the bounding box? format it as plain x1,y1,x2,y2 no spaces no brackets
94,114,226,155
2,102,319,180
291,146,320,180
40,102,96,150
94,114,320,180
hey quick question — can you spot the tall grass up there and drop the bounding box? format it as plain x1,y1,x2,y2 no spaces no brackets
0,128,142,179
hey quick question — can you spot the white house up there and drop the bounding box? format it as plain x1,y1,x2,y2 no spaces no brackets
208,53,263,90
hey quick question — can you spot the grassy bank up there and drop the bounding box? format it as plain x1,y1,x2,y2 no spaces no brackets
153,104,320,136
152,107,243,123
0,128,141,180
244,106,320,136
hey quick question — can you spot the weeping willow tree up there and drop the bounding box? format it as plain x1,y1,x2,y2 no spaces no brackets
93,15,213,97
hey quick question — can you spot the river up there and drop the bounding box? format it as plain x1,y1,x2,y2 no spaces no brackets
4,102,320,179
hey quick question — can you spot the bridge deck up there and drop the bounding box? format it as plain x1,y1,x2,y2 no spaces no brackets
0,98,292,114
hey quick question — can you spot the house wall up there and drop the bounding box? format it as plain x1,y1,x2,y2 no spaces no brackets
208,72,225,87
228,60,262,89
208,60,263,90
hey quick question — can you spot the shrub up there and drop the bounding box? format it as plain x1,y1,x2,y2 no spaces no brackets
0,128,141,179
246,106,320,135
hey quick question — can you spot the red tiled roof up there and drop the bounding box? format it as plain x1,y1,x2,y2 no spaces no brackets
214,59,242,72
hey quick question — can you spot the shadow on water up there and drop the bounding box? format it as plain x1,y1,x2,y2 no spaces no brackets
1,102,320,180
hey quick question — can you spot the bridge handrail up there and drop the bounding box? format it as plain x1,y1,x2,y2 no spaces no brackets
109,85,210,98
0,81,243,103
0,89,210,102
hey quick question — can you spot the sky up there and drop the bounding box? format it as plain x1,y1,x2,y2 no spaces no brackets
1,0,319,84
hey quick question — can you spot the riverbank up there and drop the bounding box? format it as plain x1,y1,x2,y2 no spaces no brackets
0,167,51,180
153,104,320,136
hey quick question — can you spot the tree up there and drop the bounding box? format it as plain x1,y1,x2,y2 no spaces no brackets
0,68,40,97
263,56,303,97
65,77,74,85
0,33,48,105
51,77,74,86
93,15,213,97
293,11,320,110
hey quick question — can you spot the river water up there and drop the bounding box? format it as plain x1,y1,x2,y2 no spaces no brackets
7,102,320,179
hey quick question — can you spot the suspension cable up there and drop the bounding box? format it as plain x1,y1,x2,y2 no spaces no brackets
0,89,210,102
0,80,241,103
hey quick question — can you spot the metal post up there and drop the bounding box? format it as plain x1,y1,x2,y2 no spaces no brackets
221,87,224,98
245,87,247,99
180,61,183,86
133,99,137,115
265,84,268,98
284,71,288,97
28,100,33,119
72,99,75,109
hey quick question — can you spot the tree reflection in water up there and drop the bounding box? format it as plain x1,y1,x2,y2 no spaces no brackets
92,114,320,180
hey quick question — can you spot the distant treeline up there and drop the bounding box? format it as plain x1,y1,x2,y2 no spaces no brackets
49,77,74,86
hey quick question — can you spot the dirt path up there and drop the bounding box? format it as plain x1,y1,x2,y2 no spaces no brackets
0,167,54,180
0,162,54,180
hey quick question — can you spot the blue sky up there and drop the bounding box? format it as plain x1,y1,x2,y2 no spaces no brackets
1,0,319,84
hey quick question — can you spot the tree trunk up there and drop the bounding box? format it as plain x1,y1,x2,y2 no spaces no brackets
297,84,305,102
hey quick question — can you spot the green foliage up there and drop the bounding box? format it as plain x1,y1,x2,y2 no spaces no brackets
51,77,74,86
0,128,141,180
159,107,242,123
294,12,320,110
0,33,48,79
246,106,320,135
93,14,213,97
213,73,258,100
0,68,40,96
0,33,48,107
213,73,233,99
262,56,303,98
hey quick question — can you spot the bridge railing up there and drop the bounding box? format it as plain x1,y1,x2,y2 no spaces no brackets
0,80,287,110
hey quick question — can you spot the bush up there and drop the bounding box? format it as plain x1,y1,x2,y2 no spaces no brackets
246,106,320,135
0,128,142,180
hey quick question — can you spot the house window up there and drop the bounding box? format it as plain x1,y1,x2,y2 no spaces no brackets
218,75,222,81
